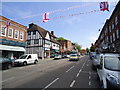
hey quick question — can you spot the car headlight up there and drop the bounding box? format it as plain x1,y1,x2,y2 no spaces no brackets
107,74,119,84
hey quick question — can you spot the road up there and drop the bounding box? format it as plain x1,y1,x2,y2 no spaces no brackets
1,55,100,89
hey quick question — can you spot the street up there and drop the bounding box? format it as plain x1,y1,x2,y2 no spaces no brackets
1,55,100,89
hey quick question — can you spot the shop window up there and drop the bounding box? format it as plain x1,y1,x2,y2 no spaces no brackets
14,30,19,39
8,28,13,38
1,26,7,36
27,40,31,45
20,32,24,40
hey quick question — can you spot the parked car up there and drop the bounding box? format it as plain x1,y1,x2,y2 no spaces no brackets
92,54,100,70
14,54,38,66
0,58,13,70
96,53,120,89
89,52,96,60
69,54,80,61
54,54,62,60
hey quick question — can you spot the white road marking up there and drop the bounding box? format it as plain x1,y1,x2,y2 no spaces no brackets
89,76,91,79
66,66,74,73
1,77,15,83
79,69,82,73
76,73,80,77
76,62,79,65
43,78,59,90
89,71,91,75
89,81,91,86
87,64,88,66
70,80,76,87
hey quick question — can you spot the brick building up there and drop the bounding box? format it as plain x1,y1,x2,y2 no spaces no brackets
58,40,72,55
0,16,27,59
94,1,120,53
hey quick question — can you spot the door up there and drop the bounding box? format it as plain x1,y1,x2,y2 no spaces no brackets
27,55,32,64
97,56,103,81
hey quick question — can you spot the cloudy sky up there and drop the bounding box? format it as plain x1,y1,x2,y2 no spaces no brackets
1,0,119,49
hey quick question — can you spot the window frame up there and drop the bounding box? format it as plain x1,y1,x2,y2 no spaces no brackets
14,30,19,39
8,28,13,38
1,25,7,37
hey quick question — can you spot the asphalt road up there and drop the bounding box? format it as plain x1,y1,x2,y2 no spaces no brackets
1,55,100,89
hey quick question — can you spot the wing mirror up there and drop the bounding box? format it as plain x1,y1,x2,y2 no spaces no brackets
97,64,102,69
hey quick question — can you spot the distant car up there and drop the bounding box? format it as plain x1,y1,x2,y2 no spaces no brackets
14,54,38,66
89,52,96,60
0,58,13,70
97,53,120,89
92,54,100,70
54,55,62,60
69,54,80,61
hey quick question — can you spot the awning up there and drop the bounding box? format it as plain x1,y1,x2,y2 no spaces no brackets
0,44,26,52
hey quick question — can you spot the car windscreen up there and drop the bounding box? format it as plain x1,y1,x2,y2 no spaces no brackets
19,55,27,59
104,56,120,71
70,55,77,57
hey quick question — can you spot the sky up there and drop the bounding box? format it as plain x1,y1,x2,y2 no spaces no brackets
1,0,119,49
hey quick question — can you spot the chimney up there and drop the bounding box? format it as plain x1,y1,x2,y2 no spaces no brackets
29,23,35,28
51,31,54,35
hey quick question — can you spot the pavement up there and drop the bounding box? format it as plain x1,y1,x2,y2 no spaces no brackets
1,55,100,89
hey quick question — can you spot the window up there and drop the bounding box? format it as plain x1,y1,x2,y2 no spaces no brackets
14,30,19,39
113,33,115,41
28,31,31,35
33,31,36,35
20,32,24,40
8,28,13,38
34,39,39,44
109,25,111,32
1,26,7,36
116,29,119,39
112,22,114,30
115,16,118,25
110,35,112,43
27,40,31,45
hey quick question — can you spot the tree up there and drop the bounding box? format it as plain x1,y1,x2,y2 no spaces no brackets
74,43,82,52
57,37,66,40
86,48,90,53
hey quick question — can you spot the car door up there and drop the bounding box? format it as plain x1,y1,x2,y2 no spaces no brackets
27,55,32,64
97,56,104,81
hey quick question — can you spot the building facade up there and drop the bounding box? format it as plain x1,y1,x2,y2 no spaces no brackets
0,16,27,59
26,23,60,59
58,40,73,55
94,1,120,53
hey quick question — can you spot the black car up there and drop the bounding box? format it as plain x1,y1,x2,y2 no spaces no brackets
0,58,13,70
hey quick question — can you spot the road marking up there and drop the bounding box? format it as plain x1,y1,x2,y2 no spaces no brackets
89,71,91,75
76,62,79,65
66,66,74,73
70,80,76,87
79,69,82,73
89,81,91,86
1,77,15,83
89,76,91,79
43,78,59,90
76,73,80,77
87,64,88,66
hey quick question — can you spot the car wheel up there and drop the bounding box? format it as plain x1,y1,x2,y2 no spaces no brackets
34,60,38,64
23,62,27,66
7,64,12,69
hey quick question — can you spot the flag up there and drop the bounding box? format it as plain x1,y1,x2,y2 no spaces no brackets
6,20,11,27
100,2,109,11
42,12,49,23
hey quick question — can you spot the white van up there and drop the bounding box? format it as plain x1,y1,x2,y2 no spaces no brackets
97,53,120,89
14,54,38,66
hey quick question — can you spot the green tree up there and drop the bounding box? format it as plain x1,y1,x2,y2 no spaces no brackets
74,43,82,52
57,37,66,40
86,48,90,53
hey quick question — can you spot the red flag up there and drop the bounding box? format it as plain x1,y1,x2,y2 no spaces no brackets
42,12,49,23
6,20,11,28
